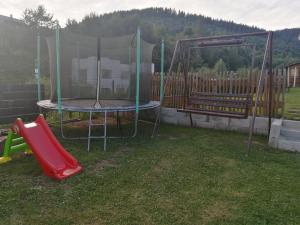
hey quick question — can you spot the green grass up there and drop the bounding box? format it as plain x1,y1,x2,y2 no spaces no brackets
284,87,300,120
0,123,299,225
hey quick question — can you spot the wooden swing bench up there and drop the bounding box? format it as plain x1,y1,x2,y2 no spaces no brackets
177,92,252,119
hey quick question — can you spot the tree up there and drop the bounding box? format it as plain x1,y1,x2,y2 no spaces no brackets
23,5,57,29
66,19,78,30
213,59,227,74
184,27,194,37
197,66,211,74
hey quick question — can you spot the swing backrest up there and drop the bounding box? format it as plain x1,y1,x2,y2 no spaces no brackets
177,91,252,119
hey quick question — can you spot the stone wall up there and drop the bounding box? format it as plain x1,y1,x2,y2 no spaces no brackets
159,107,270,135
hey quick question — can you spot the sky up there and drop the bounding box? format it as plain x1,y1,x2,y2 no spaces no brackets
0,0,299,30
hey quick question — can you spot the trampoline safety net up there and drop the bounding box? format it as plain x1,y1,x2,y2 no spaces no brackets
46,31,154,106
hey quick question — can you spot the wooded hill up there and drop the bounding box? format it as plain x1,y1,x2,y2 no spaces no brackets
0,8,299,82
66,8,300,70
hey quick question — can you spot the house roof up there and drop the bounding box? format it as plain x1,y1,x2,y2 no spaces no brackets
286,62,300,68
0,14,24,25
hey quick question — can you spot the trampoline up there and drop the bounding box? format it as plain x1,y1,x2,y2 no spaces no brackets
36,26,163,151
38,99,160,112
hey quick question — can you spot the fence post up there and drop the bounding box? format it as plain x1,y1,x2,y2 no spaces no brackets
160,39,165,102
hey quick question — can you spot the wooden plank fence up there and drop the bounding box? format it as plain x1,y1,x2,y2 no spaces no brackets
0,84,44,124
151,70,285,117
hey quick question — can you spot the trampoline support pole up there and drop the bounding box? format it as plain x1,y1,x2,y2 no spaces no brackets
133,27,141,137
55,23,62,114
88,111,92,151
128,46,132,99
37,32,41,102
104,111,107,151
95,37,102,108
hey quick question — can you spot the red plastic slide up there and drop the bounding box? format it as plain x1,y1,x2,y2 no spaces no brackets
13,115,82,180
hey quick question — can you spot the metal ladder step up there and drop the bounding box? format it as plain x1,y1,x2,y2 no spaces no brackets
89,123,105,126
88,111,108,151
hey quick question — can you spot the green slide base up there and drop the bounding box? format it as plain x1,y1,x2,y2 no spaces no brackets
0,156,12,164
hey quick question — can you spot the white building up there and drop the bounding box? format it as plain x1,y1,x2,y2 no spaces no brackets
72,56,153,96
72,57,130,96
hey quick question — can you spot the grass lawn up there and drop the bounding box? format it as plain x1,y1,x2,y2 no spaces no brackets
284,87,300,120
0,122,299,225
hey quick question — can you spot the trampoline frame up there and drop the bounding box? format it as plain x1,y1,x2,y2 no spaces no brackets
38,99,160,151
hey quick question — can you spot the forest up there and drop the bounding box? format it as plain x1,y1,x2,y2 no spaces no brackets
65,8,300,70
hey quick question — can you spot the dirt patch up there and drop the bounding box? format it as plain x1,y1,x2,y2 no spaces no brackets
68,118,116,129
222,170,233,180
159,133,188,141
92,146,133,173
153,159,172,173
168,136,181,140
223,158,236,168
244,140,266,150
231,191,246,198
202,201,234,223
213,156,236,168
112,146,131,158
94,159,119,171
66,115,133,129
32,176,58,189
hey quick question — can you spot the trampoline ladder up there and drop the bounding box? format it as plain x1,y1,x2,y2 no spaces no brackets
87,111,108,152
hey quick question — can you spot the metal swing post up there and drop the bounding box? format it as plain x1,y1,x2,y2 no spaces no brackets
246,32,272,156
152,39,165,137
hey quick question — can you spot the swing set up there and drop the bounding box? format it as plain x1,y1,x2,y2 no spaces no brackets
156,31,273,154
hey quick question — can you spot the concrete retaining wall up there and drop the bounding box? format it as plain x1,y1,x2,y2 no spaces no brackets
159,107,270,135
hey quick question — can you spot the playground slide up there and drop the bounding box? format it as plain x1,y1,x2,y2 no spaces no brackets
13,115,82,180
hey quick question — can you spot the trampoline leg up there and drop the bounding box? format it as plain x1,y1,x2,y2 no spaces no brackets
104,111,107,151
87,111,92,152
116,111,123,137
60,111,66,138
133,111,139,138
189,113,193,127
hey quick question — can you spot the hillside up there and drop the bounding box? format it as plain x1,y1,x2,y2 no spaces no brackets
0,8,299,82
66,8,300,70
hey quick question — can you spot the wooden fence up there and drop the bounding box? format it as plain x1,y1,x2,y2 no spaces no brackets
151,70,285,117
0,84,44,124
287,66,300,88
